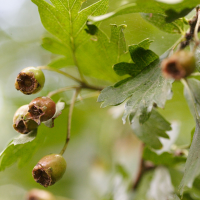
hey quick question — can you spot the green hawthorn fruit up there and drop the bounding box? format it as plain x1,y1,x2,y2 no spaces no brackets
32,154,67,187
161,50,196,80
28,97,56,124
15,67,45,95
13,105,38,134
26,189,56,200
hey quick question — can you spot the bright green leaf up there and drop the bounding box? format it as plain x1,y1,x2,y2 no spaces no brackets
89,0,199,23
34,0,129,82
76,24,127,82
98,51,173,124
48,57,74,68
42,37,72,56
131,109,171,149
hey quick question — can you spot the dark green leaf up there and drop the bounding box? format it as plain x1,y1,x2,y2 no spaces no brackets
131,109,171,149
113,39,158,77
143,147,186,166
98,51,173,124
43,101,65,128
141,13,184,34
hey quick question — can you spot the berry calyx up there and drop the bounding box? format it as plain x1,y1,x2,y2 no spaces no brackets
28,97,56,124
32,154,67,187
161,50,196,80
15,67,45,95
13,105,38,134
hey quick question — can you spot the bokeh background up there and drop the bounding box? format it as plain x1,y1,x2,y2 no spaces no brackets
0,0,195,199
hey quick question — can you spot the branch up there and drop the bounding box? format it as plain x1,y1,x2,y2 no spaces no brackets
60,88,80,155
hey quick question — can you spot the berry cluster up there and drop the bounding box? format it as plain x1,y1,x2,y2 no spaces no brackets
14,67,66,187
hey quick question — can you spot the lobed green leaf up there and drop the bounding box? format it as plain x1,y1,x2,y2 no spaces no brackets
141,13,184,34
98,50,173,124
89,0,199,23
0,130,42,170
131,109,171,149
114,39,159,77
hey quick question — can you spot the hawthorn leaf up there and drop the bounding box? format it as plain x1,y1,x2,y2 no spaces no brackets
42,37,72,56
43,101,65,128
48,57,74,68
131,109,171,149
89,0,199,23
34,0,129,82
32,0,109,47
12,130,37,145
141,13,184,34
143,147,186,166
98,51,173,124
113,39,159,77
76,24,127,81
0,129,42,170
179,78,200,194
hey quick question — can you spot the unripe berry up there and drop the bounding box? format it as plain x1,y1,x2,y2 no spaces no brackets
161,50,196,80
32,154,67,187
26,189,56,200
15,67,45,95
28,97,56,124
13,105,38,134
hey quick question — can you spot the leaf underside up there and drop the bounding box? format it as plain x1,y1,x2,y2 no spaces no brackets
179,78,200,194
98,50,173,124
131,109,171,149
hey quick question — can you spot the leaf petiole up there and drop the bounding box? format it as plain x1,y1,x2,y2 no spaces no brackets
37,66,82,83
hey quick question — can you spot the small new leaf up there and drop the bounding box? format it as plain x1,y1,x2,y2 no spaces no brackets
131,109,171,149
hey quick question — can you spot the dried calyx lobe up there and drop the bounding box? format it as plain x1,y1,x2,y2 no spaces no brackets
15,67,45,95
32,154,67,187
13,105,38,134
28,97,56,124
162,50,195,80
